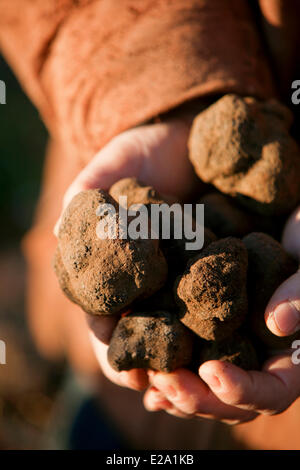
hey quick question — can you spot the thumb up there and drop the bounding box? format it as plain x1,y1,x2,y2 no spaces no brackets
53,131,144,236
265,271,300,337
265,207,300,337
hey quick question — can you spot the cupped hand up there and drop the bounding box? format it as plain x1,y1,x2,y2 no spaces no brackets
55,117,198,390
144,207,300,423
56,116,300,416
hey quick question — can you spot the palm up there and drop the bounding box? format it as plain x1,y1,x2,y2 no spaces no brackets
62,119,198,211
58,118,300,420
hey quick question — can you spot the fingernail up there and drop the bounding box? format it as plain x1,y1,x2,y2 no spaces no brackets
273,302,300,335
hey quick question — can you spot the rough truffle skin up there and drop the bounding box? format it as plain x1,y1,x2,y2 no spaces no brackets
107,311,194,372
175,237,248,341
111,177,217,274
110,177,169,208
53,246,79,305
199,334,259,371
243,232,298,349
162,225,217,276
55,189,168,315
189,94,300,216
199,192,255,238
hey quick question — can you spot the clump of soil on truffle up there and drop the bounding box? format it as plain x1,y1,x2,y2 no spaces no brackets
175,238,248,341
110,177,169,208
199,192,255,238
107,311,194,372
189,94,300,216
161,225,217,276
55,189,168,315
199,191,283,240
199,334,259,371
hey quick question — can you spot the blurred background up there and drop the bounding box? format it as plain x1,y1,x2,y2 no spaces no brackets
0,55,126,450
0,54,55,449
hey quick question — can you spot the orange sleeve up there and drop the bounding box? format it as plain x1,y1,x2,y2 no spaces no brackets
0,0,275,164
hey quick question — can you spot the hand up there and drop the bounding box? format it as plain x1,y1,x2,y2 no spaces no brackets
144,207,300,423
55,117,198,390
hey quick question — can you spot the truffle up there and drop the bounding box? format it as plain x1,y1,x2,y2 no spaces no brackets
107,311,194,372
162,225,217,275
199,334,259,371
189,94,300,215
55,189,168,315
110,177,173,208
175,237,248,341
112,177,217,273
199,192,255,238
110,177,180,241
243,232,298,349
135,284,177,313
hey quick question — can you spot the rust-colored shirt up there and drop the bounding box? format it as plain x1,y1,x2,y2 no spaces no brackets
0,0,276,163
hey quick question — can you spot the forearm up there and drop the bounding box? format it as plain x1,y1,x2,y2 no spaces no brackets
0,0,274,164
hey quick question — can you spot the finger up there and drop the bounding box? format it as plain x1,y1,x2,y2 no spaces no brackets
263,206,300,337
53,132,143,236
148,369,257,422
65,133,144,207
143,386,193,418
199,354,300,415
89,328,148,391
265,271,300,336
143,385,251,423
143,386,174,412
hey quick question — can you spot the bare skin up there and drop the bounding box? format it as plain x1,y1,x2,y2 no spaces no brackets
55,118,300,424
